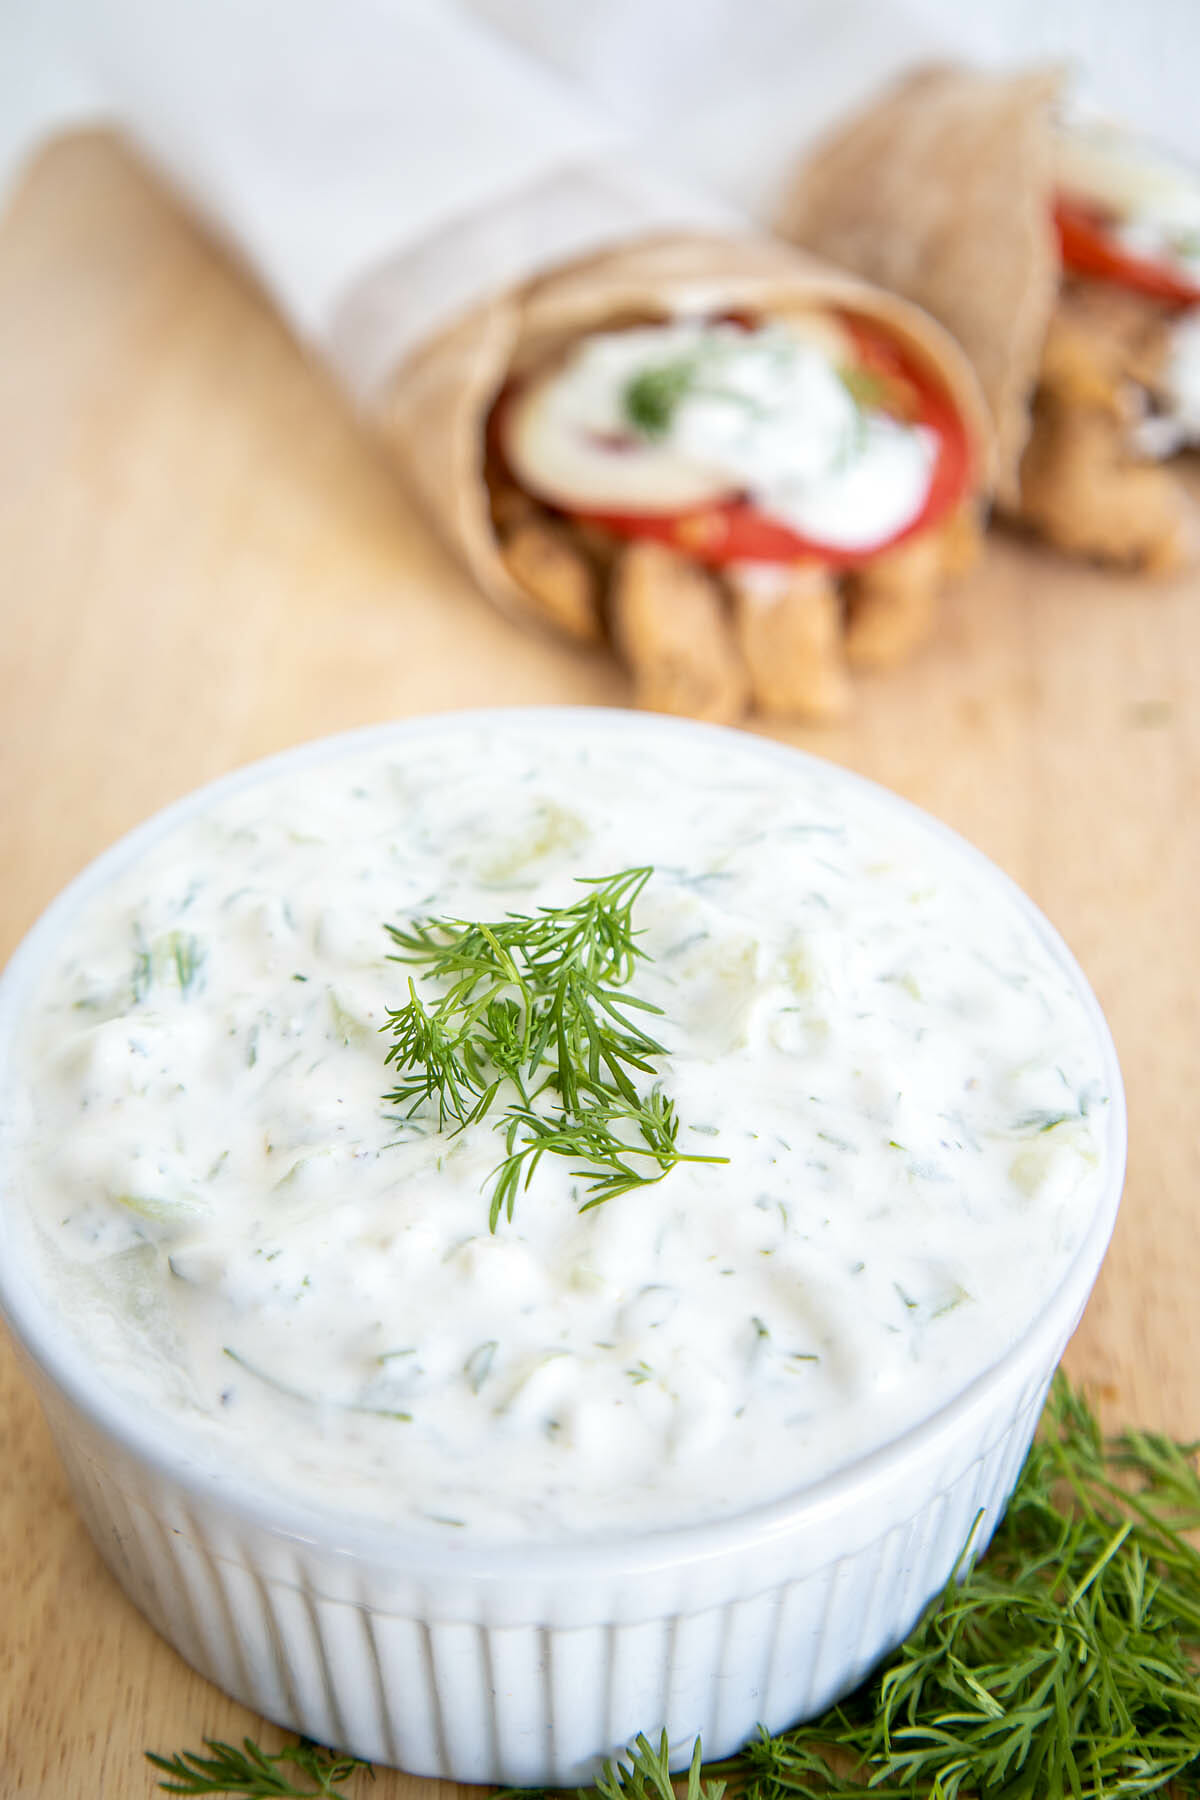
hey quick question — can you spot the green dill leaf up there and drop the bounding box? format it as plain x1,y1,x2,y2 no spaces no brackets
381,870,728,1228
145,1734,371,1797
223,1348,411,1423
623,358,698,437
837,365,895,412
589,1731,726,1800
464,1339,499,1394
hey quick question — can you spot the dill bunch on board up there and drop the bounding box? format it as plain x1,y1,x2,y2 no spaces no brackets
146,1375,1200,1800
705,1373,1200,1800
145,1735,371,1796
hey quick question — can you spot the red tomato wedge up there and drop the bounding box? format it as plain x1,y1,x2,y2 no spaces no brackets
517,314,973,570
1054,196,1200,307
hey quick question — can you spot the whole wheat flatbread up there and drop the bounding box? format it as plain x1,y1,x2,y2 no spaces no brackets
780,66,1061,508
371,231,991,637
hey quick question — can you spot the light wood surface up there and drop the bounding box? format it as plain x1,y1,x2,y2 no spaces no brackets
2,134,1198,1800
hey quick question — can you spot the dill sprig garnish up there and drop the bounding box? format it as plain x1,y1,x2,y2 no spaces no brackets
382,868,727,1229
624,357,700,437
145,1735,371,1796
492,1085,697,1219
622,334,903,446
147,1379,1200,1800
837,365,895,413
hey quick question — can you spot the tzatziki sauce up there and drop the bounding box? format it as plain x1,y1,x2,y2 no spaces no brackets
530,321,938,552
6,716,1113,1540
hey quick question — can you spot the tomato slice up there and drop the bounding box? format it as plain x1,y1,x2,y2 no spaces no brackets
1054,196,1200,307
561,314,973,569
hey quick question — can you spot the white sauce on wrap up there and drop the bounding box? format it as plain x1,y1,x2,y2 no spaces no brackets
507,320,938,553
10,720,1112,1540
1057,119,1200,454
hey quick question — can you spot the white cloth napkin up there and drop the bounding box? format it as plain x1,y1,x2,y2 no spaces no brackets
464,0,953,226
1,0,737,390
5,0,1194,395
0,0,955,396
468,0,1200,181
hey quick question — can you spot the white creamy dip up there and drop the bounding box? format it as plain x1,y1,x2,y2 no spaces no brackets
8,717,1112,1541
517,321,938,552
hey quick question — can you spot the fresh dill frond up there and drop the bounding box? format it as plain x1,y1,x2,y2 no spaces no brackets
222,1347,412,1423
623,357,699,437
508,1374,1200,1800
381,869,727,1227
492,1730,726,1800
698,1371,1200,1800
487,1084,719,1228
145,1734,371,1797
837,365,895,413
381,978,499,1130
599,1733,726,1800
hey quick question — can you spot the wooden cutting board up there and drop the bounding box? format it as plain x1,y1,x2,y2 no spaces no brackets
2,134,1198,1800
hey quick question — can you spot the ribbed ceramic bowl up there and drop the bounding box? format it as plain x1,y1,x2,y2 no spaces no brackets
0,709,1126,1787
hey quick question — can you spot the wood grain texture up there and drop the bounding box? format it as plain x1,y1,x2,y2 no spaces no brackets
1,133,1197,1800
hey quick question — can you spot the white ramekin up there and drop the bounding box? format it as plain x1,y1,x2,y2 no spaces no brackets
0,708,1126,1787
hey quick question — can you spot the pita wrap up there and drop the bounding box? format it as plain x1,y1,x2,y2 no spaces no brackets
779,66,1061,508
371,230,991,641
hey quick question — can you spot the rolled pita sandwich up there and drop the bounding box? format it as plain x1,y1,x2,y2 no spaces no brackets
372,232,989,724
780,66,1200,572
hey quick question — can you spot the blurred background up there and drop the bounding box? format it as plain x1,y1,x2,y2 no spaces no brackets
2,4,1200,1796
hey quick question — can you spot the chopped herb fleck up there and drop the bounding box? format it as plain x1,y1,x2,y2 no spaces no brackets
623,357,698,437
